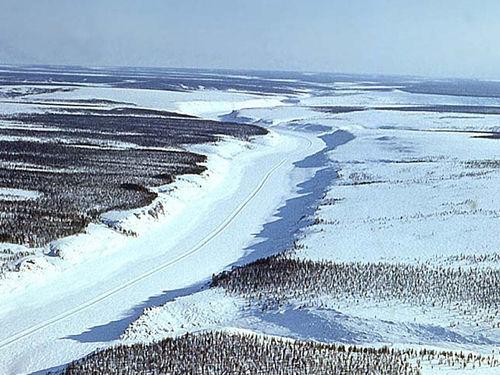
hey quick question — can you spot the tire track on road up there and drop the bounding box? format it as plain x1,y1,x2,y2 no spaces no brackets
0,134,313,350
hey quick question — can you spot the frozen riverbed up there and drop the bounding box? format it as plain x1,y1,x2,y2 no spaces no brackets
1,67,500,374
0,117,324,374
117,77,500,374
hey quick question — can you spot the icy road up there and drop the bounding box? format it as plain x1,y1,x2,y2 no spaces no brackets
0,127,323,374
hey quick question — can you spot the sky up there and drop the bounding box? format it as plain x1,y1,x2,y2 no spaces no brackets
1,0,499,79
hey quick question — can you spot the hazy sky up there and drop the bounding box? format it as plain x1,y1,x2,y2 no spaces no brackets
1,0,499,78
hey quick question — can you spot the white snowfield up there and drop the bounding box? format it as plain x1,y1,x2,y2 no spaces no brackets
123,289,245,343
0,188,41,202
1,78,499,374
0,85,326,374
298,127,500,263
120,85,500,374
34,86,287,120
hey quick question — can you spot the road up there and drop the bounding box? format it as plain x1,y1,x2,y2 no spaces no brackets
0,127,322,374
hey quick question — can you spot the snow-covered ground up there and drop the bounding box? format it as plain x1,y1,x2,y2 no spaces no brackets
0,81,326,374
1,72,499,374
118,82,500,374
33,86,288,120
0,84,293,291
0,188,41,202
298,127,500,263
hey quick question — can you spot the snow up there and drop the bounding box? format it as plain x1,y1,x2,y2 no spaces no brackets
329,109,500,133
34,86,287,119
421,364,500,374
99,135,259,237
113,86,500,374
297,127,500,263
0,188,41,201
122,285,499,365
124,282,498,350
1,78,499,373
300,88,500,107
0,128,300,293
0,122,63,132
123,289,245,343
0,96,323,374
228,105,322,126
0,101,42,115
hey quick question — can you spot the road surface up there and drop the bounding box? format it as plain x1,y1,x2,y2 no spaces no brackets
0,127,323,374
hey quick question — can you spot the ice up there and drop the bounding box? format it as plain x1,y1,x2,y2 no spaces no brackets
118,86,500,374
1,77,499,374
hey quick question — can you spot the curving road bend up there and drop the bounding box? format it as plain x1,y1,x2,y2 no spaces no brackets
0,127,322,374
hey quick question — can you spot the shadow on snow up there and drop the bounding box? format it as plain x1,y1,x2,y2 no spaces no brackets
63,128,354,345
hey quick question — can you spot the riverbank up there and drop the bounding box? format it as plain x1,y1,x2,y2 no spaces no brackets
0,123,324,374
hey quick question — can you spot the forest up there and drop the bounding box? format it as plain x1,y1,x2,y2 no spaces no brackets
212,254,499,325
63,330,421,374
63,330,500,374
0,110,266,246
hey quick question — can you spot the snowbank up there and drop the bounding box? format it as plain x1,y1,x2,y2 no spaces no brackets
35,86,287,120
123,289,245,343
0,188,41,201
0,132,281,294
122,87,500,372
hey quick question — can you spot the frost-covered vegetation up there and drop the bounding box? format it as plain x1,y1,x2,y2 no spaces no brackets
0,111,266,246
64,331,424,374
315,104,500,116
212,254,499,326
0,86,74,99
65,330,500,374
0,247,34,274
